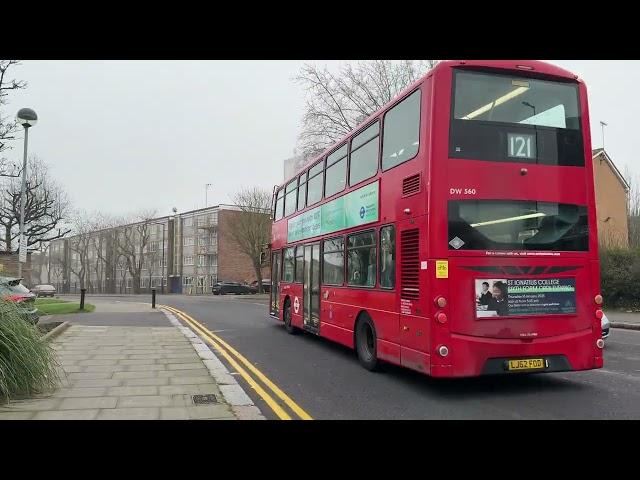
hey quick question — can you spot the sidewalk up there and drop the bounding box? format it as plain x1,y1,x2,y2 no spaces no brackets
0,301,264,420
605,310,640,330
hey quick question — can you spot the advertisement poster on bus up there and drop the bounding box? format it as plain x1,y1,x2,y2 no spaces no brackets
475,278,576,317
288,181,379,243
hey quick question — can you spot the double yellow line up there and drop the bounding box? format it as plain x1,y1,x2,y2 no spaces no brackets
160,304,312,420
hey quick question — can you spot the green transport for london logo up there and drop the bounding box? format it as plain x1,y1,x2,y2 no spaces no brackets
287,181,379,242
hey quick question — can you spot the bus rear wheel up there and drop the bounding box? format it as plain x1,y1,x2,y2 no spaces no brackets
283,299,297,335
355,315,379,371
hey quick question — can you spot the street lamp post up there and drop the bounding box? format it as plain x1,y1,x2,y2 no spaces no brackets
600,121,608,150
15,108,38,279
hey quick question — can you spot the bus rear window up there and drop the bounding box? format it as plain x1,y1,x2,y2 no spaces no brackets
450,70,584,166
448,200,588,252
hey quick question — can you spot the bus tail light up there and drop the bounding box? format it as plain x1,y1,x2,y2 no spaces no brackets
596,339,604,349
595,309,604,320
437,345,449,357
595,295,603,305
436,312,448,324
435,296,447,308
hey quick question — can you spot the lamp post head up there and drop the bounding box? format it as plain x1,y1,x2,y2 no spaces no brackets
16,108,38,128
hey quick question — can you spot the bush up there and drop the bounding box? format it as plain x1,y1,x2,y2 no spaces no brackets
0,301,60,403
599,247,640,310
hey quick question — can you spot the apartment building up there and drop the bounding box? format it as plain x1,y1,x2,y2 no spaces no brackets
48,204,269,294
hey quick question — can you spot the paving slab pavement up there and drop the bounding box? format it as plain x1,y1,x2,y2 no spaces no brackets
0,312,263,419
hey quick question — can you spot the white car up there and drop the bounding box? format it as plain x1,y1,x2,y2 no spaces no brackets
601,313,610,339
31,284,56,297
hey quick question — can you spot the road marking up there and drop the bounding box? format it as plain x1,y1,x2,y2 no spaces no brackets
161,305,292,420
161,305,312,420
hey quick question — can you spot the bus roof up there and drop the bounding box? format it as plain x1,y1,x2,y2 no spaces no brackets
279,60,581,188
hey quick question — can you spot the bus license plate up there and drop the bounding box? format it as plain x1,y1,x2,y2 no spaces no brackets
507,358,545,371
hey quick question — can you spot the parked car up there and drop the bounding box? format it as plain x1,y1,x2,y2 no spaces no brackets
250,279,271,293
601,312,610,339
31,284,56,297
0,276,39,324
212,281,255,295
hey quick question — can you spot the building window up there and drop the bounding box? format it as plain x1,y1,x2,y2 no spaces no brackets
347,230,376,287
323,237,344,285
183,236,194,246
297,173,307,211
350,122,380,185
325,144,347,198
282,247,295,283
306,161,324,206
284,179,297,217
382,89,421,171
183,255,194,265
183,276,194,286
184,217,193,227
209,254,218,266
380,225,396,289
275,188,285,220
197,216,207,226
294,246,304,283
197,255,207,267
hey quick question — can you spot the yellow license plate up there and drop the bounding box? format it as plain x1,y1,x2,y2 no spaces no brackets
507,358,546,371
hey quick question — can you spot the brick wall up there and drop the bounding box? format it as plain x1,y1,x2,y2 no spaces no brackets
217,210,270,283
0,252,33,285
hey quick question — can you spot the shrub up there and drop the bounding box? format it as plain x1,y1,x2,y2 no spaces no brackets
0,301,60,403
599,247,640,310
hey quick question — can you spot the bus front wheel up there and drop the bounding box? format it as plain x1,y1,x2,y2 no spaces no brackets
355,315,379,371
283,299,297,335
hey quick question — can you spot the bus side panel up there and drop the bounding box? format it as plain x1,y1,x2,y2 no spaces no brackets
286,283,304,329
324,288,399,344
400,346,431,374
378,339,401,366
320,322,354,349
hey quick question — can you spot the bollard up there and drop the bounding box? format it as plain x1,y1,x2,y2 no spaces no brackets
80,288,86,310
152,288,156,309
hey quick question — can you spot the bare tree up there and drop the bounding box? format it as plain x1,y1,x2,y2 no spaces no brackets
50,256,65,291
90,213,117,293
626,167,640,249
0,155,71,252
0,60,27,178
294,60,438,161
67,211,93,291
228,187,272,293
114,210,156,294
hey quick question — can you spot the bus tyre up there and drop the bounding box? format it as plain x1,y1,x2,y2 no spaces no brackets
355,315,379,371
284,299,297,335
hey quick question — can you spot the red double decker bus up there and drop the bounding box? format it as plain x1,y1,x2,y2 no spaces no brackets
269,60,605,377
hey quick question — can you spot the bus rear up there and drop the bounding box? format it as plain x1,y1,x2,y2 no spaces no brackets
429,61,603,377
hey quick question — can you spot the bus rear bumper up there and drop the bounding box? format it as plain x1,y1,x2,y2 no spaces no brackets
431,328,601,378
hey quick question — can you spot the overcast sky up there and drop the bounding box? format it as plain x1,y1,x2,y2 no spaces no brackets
3,60,637,218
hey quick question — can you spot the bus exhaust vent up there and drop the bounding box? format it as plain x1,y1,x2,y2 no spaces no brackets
402,173,421,197
401,229,420,300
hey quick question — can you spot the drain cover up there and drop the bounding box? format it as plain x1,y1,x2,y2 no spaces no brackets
192,394,218,405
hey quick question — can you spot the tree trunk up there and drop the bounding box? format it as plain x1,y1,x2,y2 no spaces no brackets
5,225,12,252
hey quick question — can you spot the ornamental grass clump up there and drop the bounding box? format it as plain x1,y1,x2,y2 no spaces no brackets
0,301,60,403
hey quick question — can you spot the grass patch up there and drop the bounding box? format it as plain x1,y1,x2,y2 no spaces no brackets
36,302,95,316
34,298,69,306
0,301,60,403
